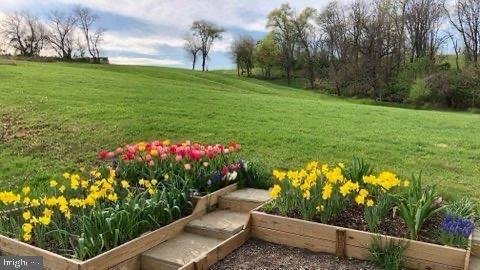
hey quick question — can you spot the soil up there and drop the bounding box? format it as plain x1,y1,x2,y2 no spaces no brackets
210,238,379,270
265,203,442,245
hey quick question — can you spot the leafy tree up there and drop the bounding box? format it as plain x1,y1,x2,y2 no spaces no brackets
253,33,279,78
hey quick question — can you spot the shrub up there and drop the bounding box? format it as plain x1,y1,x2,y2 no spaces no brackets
408,78,431,106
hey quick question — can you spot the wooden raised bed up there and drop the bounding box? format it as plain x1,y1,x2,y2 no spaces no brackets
251,210,472,270
0,184,238,270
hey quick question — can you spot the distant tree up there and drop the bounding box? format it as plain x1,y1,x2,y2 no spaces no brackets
253,33,279,78
267,4,297,84
404,0,445,61
1,12,47,57
231,35,255,76
74,6,104,60
190,20,224,72
184,34,202,70
292,7,319,88
446,0,480,66
47,10,77,59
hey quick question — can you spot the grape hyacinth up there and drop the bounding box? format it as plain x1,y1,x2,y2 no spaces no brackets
440,214,475,238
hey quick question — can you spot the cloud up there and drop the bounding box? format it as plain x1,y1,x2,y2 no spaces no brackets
109,56,184,66
102,32,185,54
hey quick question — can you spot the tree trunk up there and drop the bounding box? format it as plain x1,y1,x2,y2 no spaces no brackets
192,54,196,70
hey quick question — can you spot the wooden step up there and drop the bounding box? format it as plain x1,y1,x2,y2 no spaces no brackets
185,210,249,239
141,232,222,270
219,188,270,212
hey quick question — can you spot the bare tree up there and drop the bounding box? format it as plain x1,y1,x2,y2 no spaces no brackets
48,10,77,59
446,0,480,66
448,32,461,71
231,35,255,76
184,34,201,70
1,12,47,57
404,0,445,61
190,20,224,72
74,6,104,60
267,4,297,84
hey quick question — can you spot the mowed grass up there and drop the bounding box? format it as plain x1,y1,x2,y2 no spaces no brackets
0,61,479,200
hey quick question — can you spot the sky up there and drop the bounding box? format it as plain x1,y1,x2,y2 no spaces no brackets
0,0,336,69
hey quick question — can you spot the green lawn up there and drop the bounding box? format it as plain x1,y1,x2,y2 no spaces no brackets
0,61,479,201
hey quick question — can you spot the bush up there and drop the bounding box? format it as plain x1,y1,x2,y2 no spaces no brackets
408,78,431,106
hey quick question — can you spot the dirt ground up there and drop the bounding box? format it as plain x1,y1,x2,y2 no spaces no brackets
210,239,379,270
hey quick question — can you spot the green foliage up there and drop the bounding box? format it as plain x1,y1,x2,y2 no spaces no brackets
445,197,478,220
368,236,408,270
237,160,273,190
438,230,471,249
408,78,431,105
343,157,374,182
253,32,279,78
393,174,445,239
364,194,392,232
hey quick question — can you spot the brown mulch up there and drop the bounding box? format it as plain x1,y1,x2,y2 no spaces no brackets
265,203,442,245
210,238,379,270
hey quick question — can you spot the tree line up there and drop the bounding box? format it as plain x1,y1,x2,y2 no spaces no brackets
0,6,105,61
226,1,480,110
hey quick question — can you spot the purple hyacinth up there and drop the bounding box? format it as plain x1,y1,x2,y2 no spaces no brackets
440,214,475,238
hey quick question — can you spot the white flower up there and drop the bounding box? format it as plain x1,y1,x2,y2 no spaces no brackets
228,171,238,181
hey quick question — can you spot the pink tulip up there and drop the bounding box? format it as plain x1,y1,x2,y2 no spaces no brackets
175,155,182,162
161,153,168,160
184,163,191,170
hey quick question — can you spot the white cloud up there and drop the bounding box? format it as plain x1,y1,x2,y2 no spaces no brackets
102,32,184,54
109,56,184,66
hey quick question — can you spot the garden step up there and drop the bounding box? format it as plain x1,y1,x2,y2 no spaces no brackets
219,188,270,212
141,232,222,270
185,210,249,239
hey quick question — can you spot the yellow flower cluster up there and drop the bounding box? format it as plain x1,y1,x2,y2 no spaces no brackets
362,171,407,191
1,168,160,243
272,161,320,200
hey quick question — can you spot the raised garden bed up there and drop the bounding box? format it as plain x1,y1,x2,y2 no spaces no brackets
0,184,237,270
251,209,472,270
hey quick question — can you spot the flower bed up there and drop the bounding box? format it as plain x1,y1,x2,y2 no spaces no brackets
0,139,257,269
256,159,475,269
98,140,243,193
0,183,237,270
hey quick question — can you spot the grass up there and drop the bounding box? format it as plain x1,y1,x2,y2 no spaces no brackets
0,61,479,201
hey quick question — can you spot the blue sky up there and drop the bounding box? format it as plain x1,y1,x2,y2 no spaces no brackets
0,0,335,69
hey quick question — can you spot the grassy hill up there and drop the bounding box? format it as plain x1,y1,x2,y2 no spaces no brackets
0,61,479,200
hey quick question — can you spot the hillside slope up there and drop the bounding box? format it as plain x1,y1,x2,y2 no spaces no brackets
0,61,479,199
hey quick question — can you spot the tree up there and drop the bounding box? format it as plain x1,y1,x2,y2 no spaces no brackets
404,0,445,61
446,0,480,66
74,6,104,60
184,34,201,70
231,35,255,76
190,20,224,72
47,10,77,59
253,33,279,78
267,4,297,84
292,7,319,88
1,12,47,57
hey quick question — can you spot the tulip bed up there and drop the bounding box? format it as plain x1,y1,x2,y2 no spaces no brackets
0,140,263,260
264,159,476,248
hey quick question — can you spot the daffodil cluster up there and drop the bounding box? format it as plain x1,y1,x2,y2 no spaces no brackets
269,160,408,223
0,166,189,260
